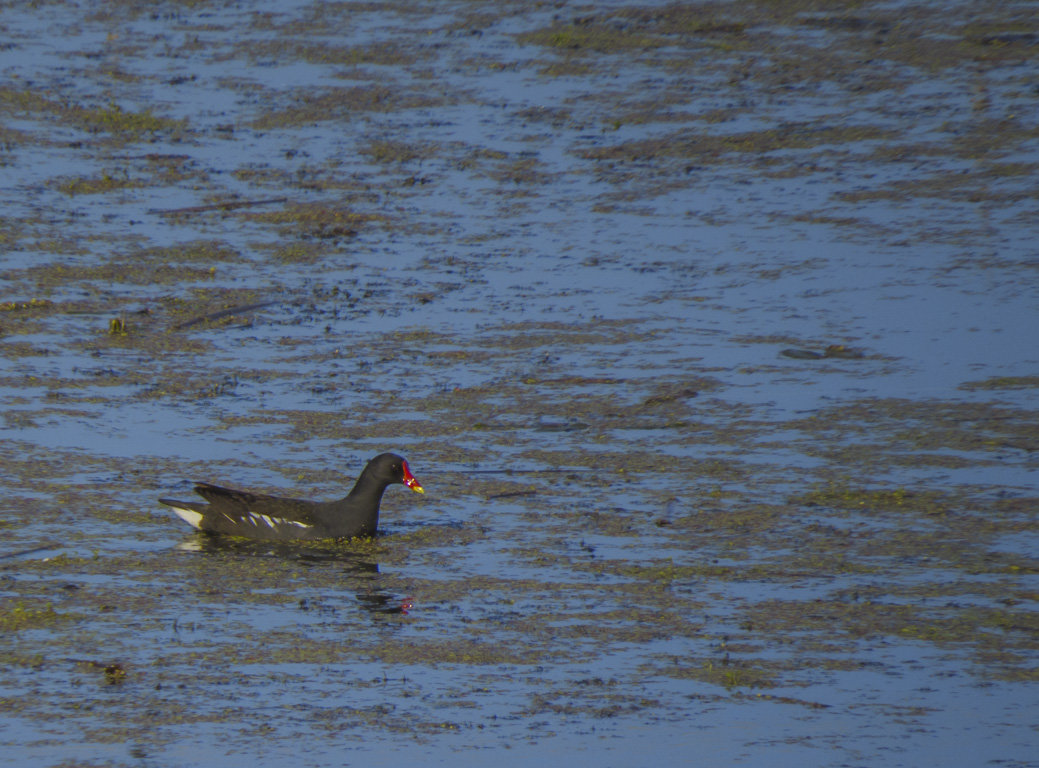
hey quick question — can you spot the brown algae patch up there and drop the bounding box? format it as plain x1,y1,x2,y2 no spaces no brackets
516,6,749,57
0,600,70,633
960,375,1039,391
250,86,451,130
0,89,187,141
19,258,220,289
740,599,1039,674
53,170,150,196
242,202,387,240
581,123,895,165
235,39,423,69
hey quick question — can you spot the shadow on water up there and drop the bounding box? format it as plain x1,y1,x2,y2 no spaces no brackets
175,534,414,615
175,532,383,567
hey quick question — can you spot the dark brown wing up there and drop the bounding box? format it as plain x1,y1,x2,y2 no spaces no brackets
192,482,321,527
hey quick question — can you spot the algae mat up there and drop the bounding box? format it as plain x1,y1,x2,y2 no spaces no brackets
0,1,1036,766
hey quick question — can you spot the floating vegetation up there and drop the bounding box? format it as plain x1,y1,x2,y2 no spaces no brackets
55,170,147,196
0,0,1035,765
0,91,186,138
0,298,52,312
781,345,866,360
0,600,65,632
251,86,448,130
959,375,1039,391
242,202,385,239
791,483,950,516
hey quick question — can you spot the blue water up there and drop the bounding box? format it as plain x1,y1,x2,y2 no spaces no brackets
1,1,1037,766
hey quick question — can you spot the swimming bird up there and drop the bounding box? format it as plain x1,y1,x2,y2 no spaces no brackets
159,453,424,541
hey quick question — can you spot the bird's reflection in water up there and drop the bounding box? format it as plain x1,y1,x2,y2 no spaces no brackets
174,534,414,616
355,593,413,615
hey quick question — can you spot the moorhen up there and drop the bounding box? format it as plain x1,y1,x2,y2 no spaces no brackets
159,453,424,541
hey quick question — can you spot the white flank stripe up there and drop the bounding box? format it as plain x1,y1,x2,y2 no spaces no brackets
172,508,312,531
247,513,312,530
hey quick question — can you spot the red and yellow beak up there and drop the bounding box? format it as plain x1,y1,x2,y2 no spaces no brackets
402,461,425,494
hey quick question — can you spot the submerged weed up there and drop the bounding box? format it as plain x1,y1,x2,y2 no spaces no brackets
0,600,64,632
